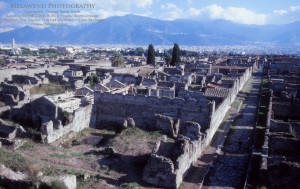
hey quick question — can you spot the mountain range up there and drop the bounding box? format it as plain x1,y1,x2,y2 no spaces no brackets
0,14,300,46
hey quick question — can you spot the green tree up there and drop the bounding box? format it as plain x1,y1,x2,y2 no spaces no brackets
164,54,172,66
88,75,99,86
135,47,144,56
163,50,171,66
170,43,181,66
111,52,125,67
21,47,32,55
0,58,4,65
146,44,155,66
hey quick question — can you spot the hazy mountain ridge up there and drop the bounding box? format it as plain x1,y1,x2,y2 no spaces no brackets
0,14,299,45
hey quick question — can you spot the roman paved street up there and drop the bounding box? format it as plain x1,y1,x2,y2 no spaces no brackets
181,67,263,189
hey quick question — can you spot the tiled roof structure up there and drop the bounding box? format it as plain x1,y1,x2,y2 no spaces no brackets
207,83,221,88
204,88,231,98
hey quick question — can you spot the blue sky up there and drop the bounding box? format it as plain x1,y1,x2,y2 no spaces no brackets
0,0,300,32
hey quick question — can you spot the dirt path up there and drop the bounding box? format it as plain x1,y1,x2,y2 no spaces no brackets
181,68,263,189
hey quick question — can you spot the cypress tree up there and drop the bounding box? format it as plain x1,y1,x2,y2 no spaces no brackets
146,44,155,66
170,43,181,66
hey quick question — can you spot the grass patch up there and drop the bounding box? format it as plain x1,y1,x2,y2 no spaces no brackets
150,130,163,137
70,152,83,158
40,162,82,176
62,168,82,175
77,128,93,138
29,83,69,95
20,139,35,150
189,84,201,88
95,127,117,137
49,153,70,159
0,148,28,172
119,127,148,139
41,164,62,176
107,127,165,155
118,182,141,189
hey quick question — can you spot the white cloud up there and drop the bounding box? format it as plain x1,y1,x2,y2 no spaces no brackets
188,8,200,16
161,3,177,10
134,0,153,8
0,12,26,29
0,27,14,33
135,11,153,18
188,4,267,25
267,5,300,24
273,10,288,15
160,3,183,20
290,6,300,12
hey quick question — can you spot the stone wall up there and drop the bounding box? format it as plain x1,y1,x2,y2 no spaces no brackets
205,69,250,146
9,94,92,143
154,114,179,138
270,120,291,133
142,154,177,188
267,162,300,189
143,122,203,188
262,85,300,188
269,135,300,156
174,82,188,96
0,66,69,81
93,65,252,188
11,75,41,85
41,104,92,143
272,96,300,120
291,122,300,140
46,73,67,85
206,96,230,146
262,91,272,156
0,164,30,189
41,174,77,189
271,82,287,97
111,73,142,85
178,91,206,100
93,92,211,131
0,83,30,106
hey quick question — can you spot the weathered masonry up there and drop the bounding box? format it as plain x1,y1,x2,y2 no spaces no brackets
93,92,212,132
92,67,253,188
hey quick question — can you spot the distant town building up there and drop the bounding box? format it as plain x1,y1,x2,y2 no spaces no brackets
12,38,15,49
9,38,21,55
57,46,75,54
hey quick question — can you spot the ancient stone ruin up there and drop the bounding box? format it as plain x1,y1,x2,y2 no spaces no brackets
143,122,203,188
0,52,258,188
